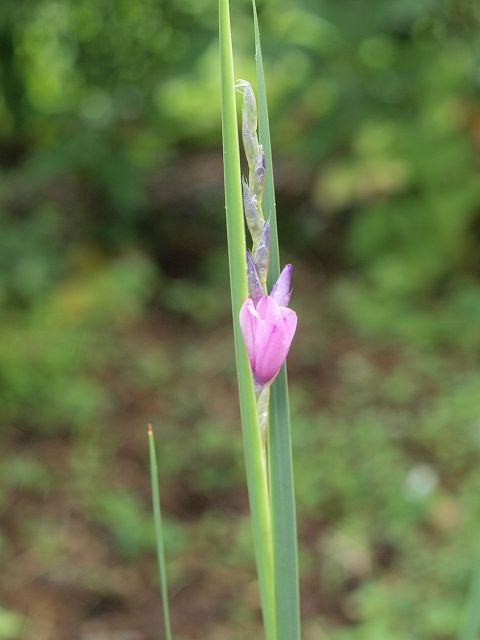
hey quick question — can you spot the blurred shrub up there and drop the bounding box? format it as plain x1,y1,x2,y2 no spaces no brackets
91,488,187,560
0,252,155,433
1,0,478,300
0,607,23,640
292,347,480,638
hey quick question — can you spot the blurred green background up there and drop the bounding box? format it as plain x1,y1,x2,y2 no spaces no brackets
1,0,480,638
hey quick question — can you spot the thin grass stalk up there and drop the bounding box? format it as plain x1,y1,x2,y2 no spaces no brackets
252,3,301,639
219,1,276,637
148,424,173,640
459,551,480,640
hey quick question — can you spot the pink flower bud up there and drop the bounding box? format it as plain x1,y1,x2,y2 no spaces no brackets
270,264,292,307
239,292,297,386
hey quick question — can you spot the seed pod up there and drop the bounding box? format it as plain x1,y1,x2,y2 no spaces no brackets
242,178,263,242
253,221,270,287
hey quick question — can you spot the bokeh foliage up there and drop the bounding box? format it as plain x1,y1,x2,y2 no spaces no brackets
1,0,480,638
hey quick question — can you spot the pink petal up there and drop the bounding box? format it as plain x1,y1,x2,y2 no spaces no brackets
253,298,297,384
253,326,287,383
280,306,297,344
256,295,280,323
239,298,258,367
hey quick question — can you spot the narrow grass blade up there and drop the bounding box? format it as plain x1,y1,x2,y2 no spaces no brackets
252,3,301,639
219,1,276,637
459,551,480,640
148,424,173,640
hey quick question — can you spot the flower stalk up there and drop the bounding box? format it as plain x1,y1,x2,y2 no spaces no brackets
237,80,297,457
221,6,301,636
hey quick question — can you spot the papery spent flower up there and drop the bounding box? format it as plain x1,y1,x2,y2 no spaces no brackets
236,79,257,133
251,145,265,200
239,266,297,386
237,79,259,170
242,179,263,242
246,251,264,304
253,221,270,286
242,119,259,172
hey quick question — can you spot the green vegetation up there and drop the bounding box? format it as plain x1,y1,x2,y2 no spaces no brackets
1,0,479,637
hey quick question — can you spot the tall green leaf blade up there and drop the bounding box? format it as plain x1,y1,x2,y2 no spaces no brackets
252,3,301,640
219,1,275,637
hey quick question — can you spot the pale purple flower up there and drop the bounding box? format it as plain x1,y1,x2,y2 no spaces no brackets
239,266,297,385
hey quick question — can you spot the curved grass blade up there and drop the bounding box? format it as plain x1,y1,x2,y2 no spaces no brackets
252,3,301,639
219,1,276,637
148,424,173,640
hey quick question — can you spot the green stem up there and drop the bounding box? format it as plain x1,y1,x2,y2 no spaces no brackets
148,425,173,640
219,1,276,637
